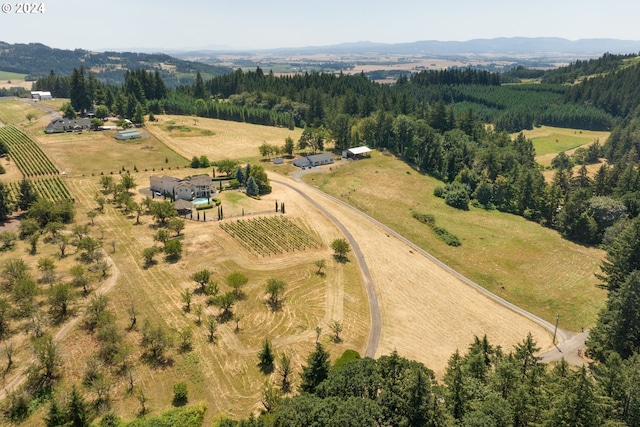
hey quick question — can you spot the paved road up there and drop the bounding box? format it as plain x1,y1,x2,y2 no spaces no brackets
271,177,382,358
281,166,587,364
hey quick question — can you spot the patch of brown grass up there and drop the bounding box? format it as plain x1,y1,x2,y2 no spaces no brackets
305,152,606,332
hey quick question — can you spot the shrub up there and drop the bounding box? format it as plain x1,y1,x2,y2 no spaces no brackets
412,211,435,226
433,226,461,246
195,203,213,210
173,382,188,406
445,187,470,210
433,185,446,198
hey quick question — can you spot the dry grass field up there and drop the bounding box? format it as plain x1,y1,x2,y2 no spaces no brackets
0,98,49,125
284,174,553,371
5,172,368,425
305,152,606,333
145,115,303,164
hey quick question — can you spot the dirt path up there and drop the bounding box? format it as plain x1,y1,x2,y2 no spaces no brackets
0,255,120,400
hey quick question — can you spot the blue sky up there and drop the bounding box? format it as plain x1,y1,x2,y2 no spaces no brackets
1,0,639,51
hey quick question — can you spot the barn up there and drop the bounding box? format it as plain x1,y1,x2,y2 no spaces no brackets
115,129,142,140
31,91,52,101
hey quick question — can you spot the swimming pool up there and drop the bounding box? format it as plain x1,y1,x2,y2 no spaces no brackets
191,198,210,205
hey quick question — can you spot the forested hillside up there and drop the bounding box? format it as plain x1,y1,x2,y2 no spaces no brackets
0,42,231,86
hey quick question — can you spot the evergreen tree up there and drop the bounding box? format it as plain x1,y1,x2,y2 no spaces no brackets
45,397,67,427
234,165,245,185
589,271,640,360
246,176,259,197
70,67,92,114
0,182,11,220
300,342,331,394
67,386,90,427
258,338,275,372
17,178,37,211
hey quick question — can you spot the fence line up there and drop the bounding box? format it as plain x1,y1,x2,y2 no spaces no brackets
185,208,282,222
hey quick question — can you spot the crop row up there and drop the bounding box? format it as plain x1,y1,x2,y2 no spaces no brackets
220,216,320,256
0,125,59,177
6,177,73,204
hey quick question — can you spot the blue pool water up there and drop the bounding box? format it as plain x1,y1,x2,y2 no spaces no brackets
192,198,209,205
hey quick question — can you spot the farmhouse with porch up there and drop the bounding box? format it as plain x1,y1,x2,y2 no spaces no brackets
45,117,91,134
150,174,217,201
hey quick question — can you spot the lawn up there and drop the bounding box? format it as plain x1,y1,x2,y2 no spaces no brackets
0,98,49,125
515,126,610,166
304,152,607,332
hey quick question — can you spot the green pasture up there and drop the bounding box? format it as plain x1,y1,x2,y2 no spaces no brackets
516,126,609,158
0,70,27,81
304,152,606,332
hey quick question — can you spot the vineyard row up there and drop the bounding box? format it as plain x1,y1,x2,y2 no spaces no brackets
220,216,320,257
6,176,74,204
0,125,59,177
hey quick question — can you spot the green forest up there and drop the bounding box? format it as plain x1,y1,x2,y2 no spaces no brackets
25,51,640,426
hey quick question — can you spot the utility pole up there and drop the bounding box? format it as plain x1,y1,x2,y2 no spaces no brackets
552,313,559,346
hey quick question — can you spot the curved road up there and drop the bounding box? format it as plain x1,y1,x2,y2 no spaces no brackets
274,169,582,363
272,177,381,358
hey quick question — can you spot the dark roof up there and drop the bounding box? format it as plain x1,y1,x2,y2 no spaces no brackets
174,199,193,211
307,153,333,162
46,118,91,132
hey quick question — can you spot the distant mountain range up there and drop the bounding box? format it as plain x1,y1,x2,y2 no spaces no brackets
171,37,640,58
2,38,639,86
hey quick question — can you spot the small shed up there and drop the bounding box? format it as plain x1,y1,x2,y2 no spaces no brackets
115,129,141,140
343,146,372,159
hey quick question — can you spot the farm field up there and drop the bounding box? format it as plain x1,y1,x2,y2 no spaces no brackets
1,170,369,425
0,98,48,125
145,115,302,164
27,126,190,177
518,125,610,166
0,71,30,90
304,152,606,332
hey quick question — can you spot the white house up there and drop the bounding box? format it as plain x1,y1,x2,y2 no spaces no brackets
150,174,217,200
